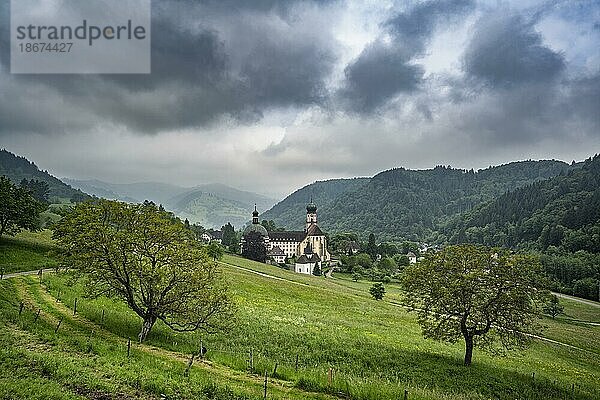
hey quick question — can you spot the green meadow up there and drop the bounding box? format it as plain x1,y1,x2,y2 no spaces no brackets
0,242,598,399
0,230,58,274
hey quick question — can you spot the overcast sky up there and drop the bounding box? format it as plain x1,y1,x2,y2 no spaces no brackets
1,0,598,199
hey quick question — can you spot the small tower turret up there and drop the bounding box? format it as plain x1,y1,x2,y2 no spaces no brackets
306,198,317,229
252,204,260,225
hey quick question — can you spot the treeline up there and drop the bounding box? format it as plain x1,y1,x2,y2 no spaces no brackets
265,159,572,241
445,155,600,300
0,149,89,203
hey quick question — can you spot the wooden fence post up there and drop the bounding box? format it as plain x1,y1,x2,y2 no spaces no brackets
55,317,63,333
263,370,268,400
185,353,195,377
73,298,78,315
295,354,298,371
272,363,278,377
101,309,105,324
127,338,131,358
33,309,41,323
249,348,254,373
403,389,408,400
18,302,24,316
328,368,332,386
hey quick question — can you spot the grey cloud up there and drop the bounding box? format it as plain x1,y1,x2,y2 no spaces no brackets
339,0,474,113
339,41,424,112
463,12,565,87
0,0,338,135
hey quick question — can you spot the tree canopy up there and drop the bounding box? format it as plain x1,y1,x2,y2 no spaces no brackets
0,176,45,237
369,282,385,300
53,199,234,342
241,231,267,263
402,244,547,365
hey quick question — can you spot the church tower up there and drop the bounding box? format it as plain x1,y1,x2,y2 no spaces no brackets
252,204,260,225
306,198,317,229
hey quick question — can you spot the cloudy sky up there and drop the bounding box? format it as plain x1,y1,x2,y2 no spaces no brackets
1,0,599,198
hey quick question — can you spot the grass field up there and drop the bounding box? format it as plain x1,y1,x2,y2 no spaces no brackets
0,230,58,274
1,250,599,400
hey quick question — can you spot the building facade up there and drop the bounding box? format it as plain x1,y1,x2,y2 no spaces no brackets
242,200,331,274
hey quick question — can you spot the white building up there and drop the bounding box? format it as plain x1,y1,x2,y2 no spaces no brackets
241,200,331,275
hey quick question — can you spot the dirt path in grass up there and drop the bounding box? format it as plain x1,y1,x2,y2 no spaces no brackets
553,292,600,308
220,262,311,286
1,268,56,280
12,276,337,400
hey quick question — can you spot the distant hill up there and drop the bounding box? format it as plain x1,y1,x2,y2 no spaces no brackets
65,178,277,229
263,160,574,241
167,184,277,229
446,155,600,252
0,149,89,203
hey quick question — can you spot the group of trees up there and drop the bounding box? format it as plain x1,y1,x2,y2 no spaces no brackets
336,233,418,282
1,149,90,202
0,176,47,237
446,156,600,301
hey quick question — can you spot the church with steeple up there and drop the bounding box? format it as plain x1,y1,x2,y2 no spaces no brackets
242,199,330,274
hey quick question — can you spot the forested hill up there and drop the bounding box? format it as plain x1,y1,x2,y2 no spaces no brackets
263,160,573,240
261,178,370,227
446,155,600,252
0,149,89,202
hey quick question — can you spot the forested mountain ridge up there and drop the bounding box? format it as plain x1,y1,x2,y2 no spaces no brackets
265,160,574,240
261,177,370,228
0,149,89,202
446,155,600,252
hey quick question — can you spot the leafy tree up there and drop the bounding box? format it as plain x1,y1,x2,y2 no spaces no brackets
352,272,361,282
261,219,285,232
543,295,564,319
184,218,190,230
394,254,410,267
221,222,236,247
402,244,547,366
366,233,378,260
53,199,233,343
378,257,398,274
573,278,599,301
355,253,373,269
189,223,206,240
312,263,322,276
0,176,44,237
369,282,385,300
242,231,267,263
206,242,224,261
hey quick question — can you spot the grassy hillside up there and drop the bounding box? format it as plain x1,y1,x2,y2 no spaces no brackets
1,253,598,400
263,161,572,240
0,149,89,203
0,230,58,274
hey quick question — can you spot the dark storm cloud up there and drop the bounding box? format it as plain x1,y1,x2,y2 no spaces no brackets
463,12,565,87
339,0,474,113
0,0,338,135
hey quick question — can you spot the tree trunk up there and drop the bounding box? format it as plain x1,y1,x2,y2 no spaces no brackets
464,334,474,366
138,316,156,343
